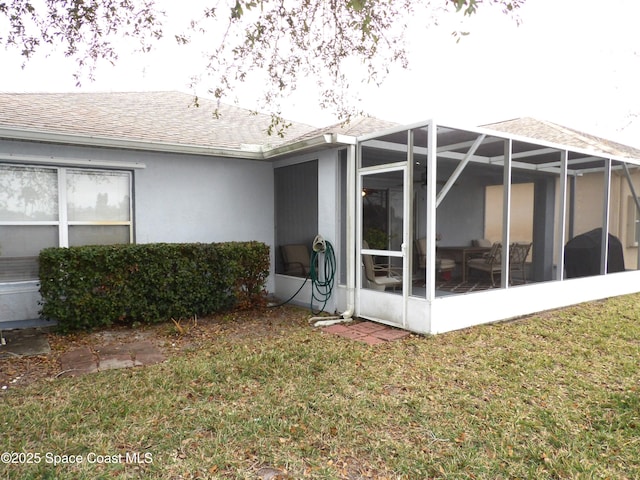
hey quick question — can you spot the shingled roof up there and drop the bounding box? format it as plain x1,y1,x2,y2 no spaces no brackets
483,117,640,159
0,91,317,151
2,93,639,161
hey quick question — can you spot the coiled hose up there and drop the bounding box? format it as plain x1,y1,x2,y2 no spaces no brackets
270,240,336,315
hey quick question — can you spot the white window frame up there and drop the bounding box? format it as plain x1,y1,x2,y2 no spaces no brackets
0,163,133,281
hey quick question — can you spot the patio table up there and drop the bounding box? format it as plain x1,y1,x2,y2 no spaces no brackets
437,246,491,282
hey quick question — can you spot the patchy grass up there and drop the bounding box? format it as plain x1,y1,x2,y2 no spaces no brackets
1,297,640,479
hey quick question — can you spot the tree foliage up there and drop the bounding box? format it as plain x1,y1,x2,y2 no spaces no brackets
1,0,163,82
1,0,524,133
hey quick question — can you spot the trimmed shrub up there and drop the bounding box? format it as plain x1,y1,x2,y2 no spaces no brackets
38,242,270,332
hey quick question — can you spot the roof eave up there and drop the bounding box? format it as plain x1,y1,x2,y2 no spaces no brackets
262,133,356,159
0,127,355,160
0,127,266,160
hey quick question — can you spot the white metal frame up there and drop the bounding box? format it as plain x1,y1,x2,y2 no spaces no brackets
352,120,640,334
356,151,409,328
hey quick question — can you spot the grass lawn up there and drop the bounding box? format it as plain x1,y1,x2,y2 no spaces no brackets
1,296,640,479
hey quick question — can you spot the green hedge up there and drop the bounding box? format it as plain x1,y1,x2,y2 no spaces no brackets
38,242,270,332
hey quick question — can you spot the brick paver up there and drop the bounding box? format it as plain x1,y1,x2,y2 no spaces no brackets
349,321,389,334
372,329,411,341
321,321,411,345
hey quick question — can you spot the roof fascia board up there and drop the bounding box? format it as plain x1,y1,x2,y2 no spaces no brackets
0,127,266,160
334,134,357,145
0,153,146,169
0,127,356,161
261,133,355,159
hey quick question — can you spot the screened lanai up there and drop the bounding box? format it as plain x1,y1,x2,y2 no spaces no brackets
355,121,640,333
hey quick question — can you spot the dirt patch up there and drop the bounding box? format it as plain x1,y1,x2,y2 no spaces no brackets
0,306,311,392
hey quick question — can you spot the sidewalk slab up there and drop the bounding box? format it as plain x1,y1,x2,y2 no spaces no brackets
99,357,135,371
0,328,51,359
95,344,134,371
58,341,166,377
129,341,166,366
59,347,98,377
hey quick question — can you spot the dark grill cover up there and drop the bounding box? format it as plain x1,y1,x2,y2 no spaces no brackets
564,228,625,278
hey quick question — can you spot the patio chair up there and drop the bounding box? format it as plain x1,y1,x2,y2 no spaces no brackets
467,242,533,286
280,244,311,277
472,238,493,248
509,242,533,284
466,242,502,286
415,238,456,279
362,240,402,291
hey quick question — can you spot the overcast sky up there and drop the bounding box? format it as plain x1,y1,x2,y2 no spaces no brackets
2,0,639,147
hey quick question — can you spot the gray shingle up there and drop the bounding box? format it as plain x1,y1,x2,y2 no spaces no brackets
483,117,640,159
2,93,638,162
0,91,317,150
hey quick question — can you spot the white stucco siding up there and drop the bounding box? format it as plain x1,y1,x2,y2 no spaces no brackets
0,140,278,322
134,153,276,291
0,140,275,247
134,153,274,245
317,150,339,243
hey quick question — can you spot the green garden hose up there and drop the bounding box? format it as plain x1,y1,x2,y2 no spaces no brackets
309,240,336,314
270,240,336,314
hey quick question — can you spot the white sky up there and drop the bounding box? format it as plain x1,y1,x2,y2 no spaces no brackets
2,0,640,147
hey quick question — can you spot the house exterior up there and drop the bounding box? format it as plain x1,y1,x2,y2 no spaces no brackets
2,91,640,333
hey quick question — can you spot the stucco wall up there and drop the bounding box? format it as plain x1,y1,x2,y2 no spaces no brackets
0,139,276,323
430,179,486,246
573,171,606,235
134,152,274,245
485,183,534,243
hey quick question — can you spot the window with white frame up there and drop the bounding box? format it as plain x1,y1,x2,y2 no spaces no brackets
0,164,133,282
